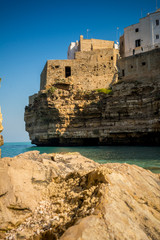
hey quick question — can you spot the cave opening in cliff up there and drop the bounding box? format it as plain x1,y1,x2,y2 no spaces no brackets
65,66,71,78
59,138,100,146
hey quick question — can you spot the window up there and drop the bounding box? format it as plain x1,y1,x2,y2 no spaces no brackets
111,56,113,60
135,39,141,47
142,62,146,66
156,19,159,26
122,69,125,76
131,65,133,69
65,66,71,78
135,28,139,32
156,34,159,39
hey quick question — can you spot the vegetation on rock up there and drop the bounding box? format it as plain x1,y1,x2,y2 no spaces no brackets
96,88,112,94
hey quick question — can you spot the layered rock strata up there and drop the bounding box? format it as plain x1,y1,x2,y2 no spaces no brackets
0,110,3,157
0,151,160,240
25,77,160,146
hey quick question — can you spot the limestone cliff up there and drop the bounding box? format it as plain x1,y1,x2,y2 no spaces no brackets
0,110,3,157
1,151,160,240
25,77,160,146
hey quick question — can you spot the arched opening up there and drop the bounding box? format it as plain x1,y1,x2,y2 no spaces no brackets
65,66,71,78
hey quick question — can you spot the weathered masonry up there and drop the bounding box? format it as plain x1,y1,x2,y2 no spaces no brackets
118,48,160,80
40,35,119,91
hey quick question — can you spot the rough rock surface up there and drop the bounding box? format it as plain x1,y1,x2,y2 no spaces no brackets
25,77,160,146
0,151,160,240
0,111,3,157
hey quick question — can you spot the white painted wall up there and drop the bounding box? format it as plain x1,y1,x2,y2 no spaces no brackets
123,9,160,57
67,41,79,59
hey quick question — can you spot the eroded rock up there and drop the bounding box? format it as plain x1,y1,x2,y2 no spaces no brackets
0,110,3,157
0,151,159,240
25,78,160,146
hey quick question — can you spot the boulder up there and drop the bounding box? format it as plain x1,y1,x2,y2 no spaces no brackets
0,151,159,240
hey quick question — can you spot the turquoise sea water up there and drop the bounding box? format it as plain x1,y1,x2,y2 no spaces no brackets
1,142,160,173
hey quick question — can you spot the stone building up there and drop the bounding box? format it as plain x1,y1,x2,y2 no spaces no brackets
40,35,119,91
120,9,160,57
118,48,160,80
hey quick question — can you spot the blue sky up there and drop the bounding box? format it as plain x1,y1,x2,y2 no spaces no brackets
0,0,158,142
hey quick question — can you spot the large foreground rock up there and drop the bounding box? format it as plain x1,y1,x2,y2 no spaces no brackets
0,151,160,240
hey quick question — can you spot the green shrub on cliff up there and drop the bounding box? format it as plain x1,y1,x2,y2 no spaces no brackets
47,86,57,94
96,88,112,94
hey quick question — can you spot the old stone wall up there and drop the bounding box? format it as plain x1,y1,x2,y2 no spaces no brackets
118,48,160,80
40,48,119,91
79,35,114,51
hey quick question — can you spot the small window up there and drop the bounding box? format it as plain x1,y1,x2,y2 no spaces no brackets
121,41,123,46
131,65,133,69
122,69,125,76
156,19,159,26
135,39,141,47
65,66,71,78
55,65,60,68
142,62,146,66
156,34,159,39
135,28,139,32
111,56,113,60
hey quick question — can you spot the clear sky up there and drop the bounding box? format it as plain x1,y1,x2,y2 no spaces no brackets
0,0,158,142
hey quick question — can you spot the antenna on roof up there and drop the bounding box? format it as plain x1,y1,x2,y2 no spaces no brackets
116,27,119,44
87,29,90,39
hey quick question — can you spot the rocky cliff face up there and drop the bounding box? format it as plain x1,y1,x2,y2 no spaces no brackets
25,77,160,146
0,151,160,240
0,110,4,157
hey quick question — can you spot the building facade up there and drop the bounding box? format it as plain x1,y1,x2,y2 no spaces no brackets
120,9,160,57
67,41,79,59
40,35,119,92
118,48,160,80
67,35,117,59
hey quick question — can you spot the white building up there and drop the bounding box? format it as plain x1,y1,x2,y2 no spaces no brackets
67,41,79,59
120,9,160,57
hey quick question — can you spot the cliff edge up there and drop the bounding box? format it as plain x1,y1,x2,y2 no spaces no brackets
0,151,160,240
25,76,160,146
